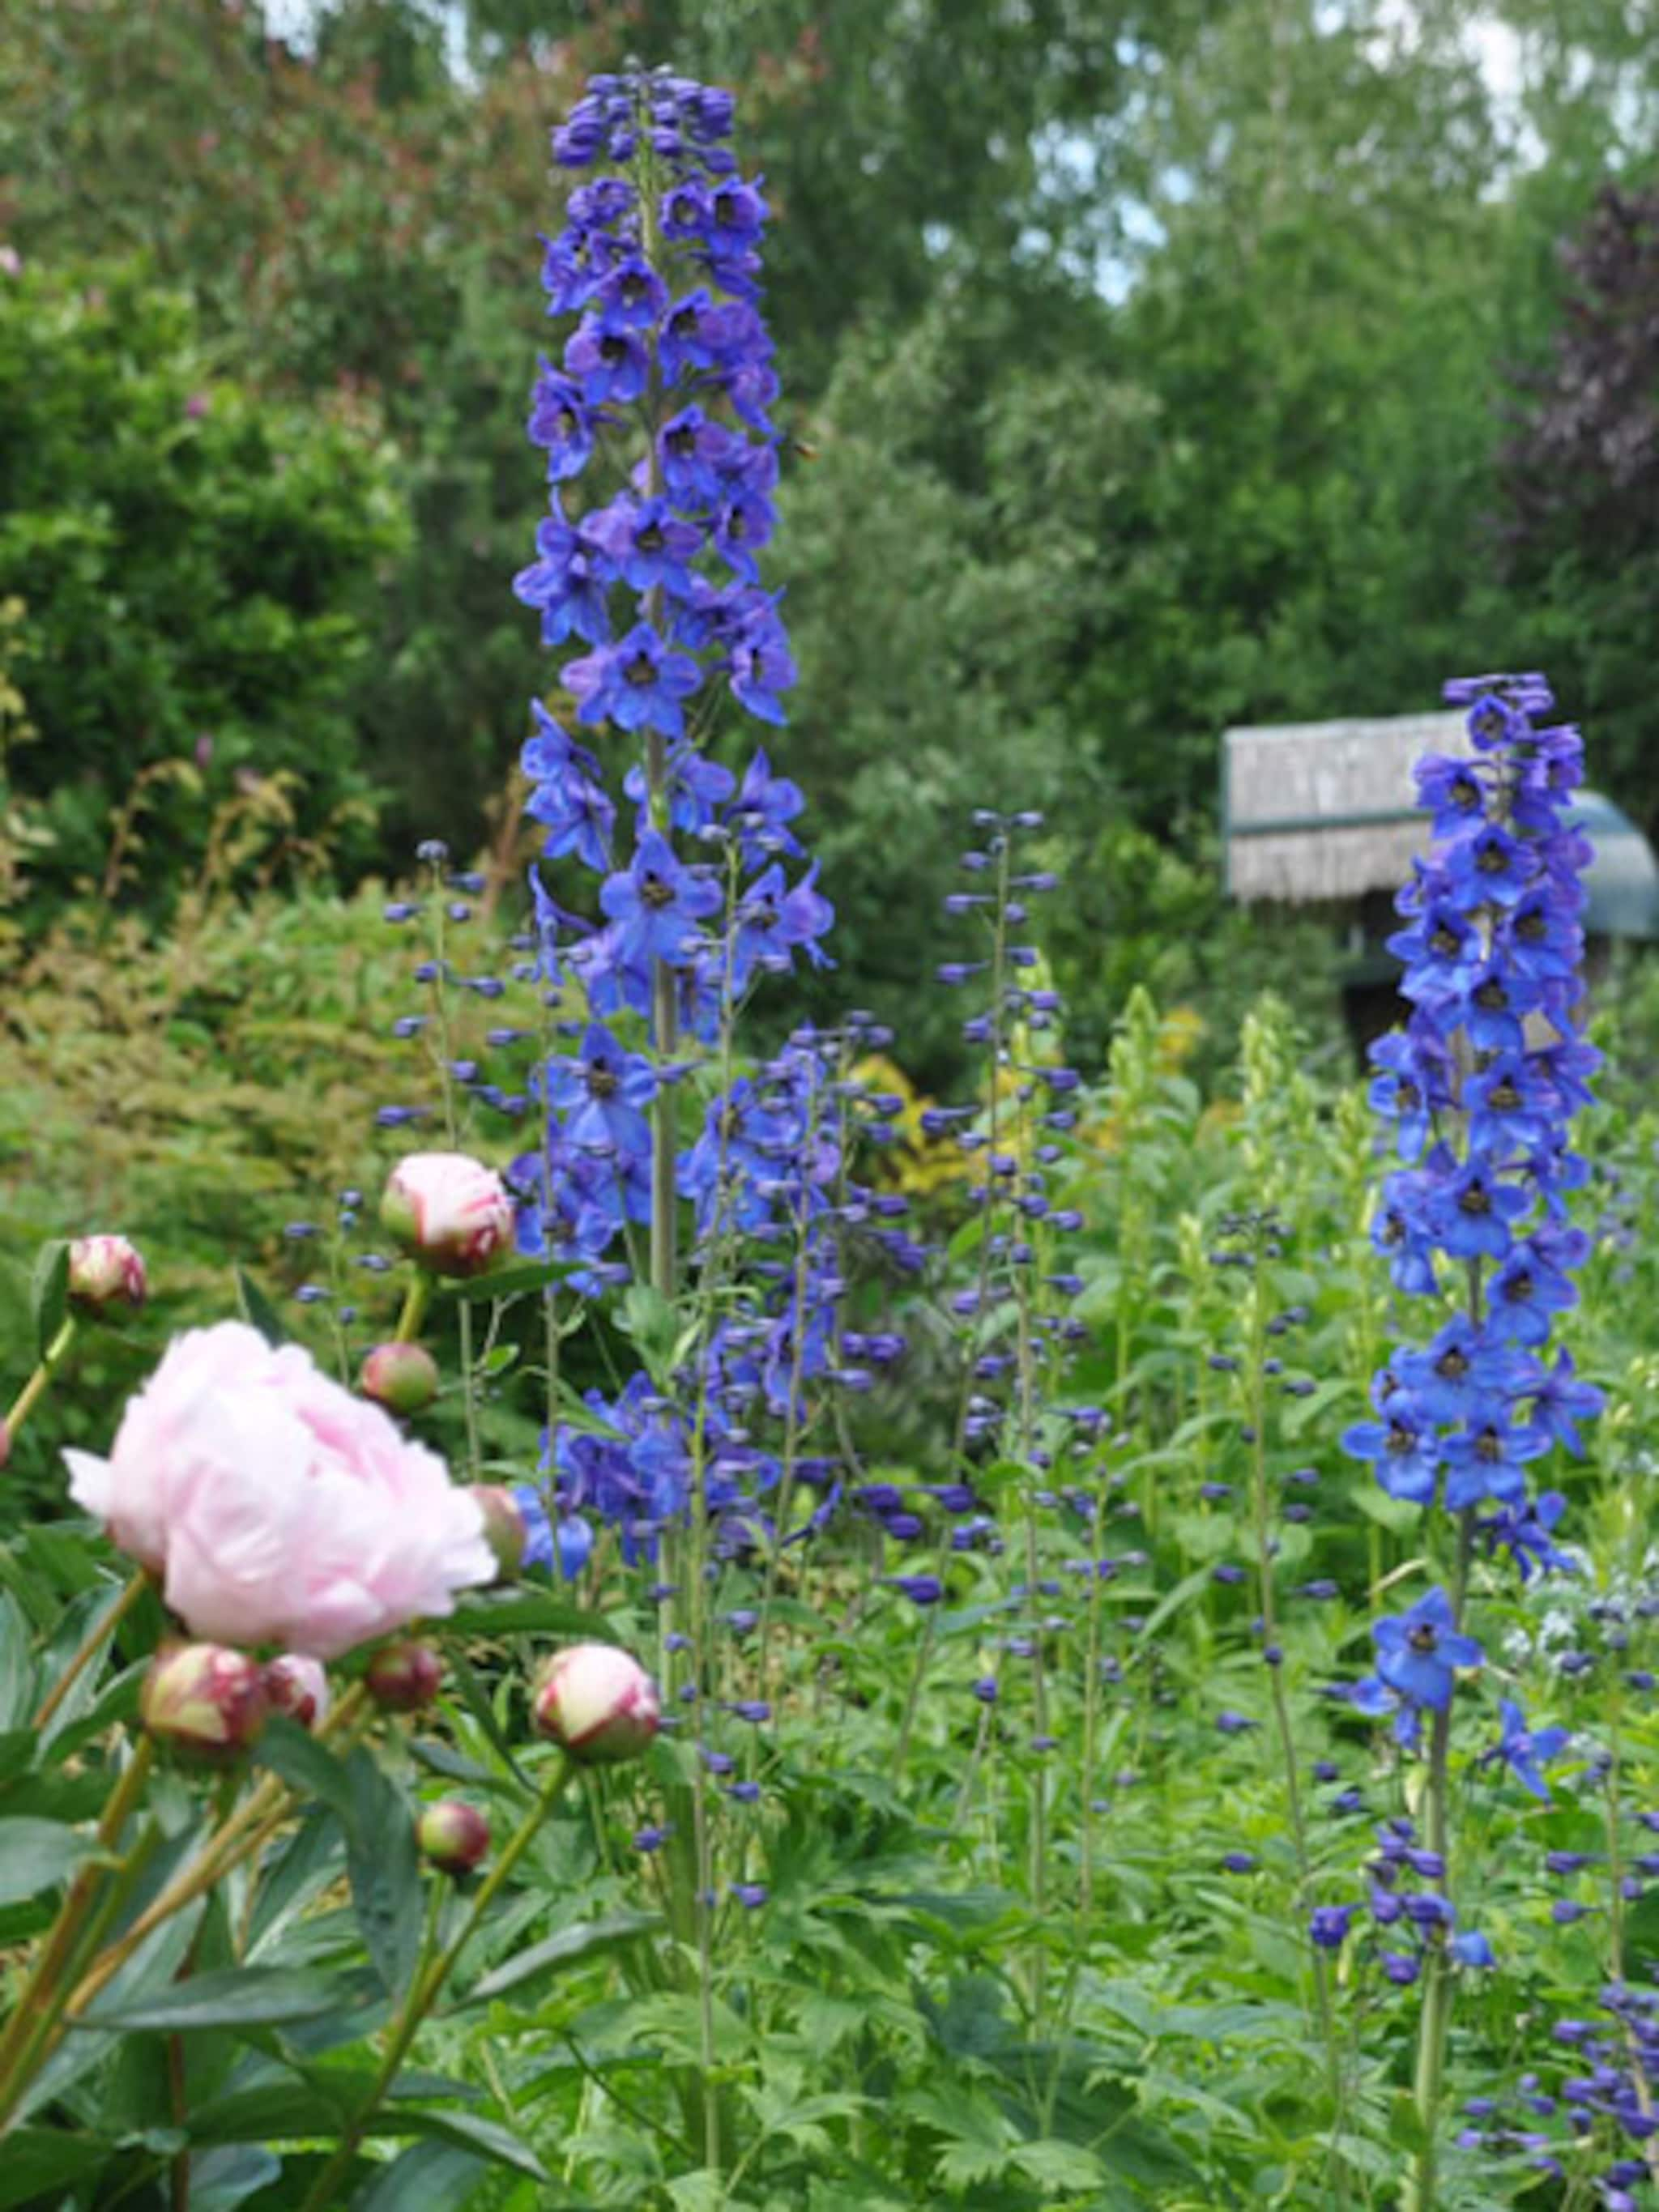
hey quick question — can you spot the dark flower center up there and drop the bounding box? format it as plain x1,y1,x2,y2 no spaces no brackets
1398,1079,1420,1110
625,653,657,687
1489,1079,1521,1111
1430,925,1461,957
641,873,675,910
1452,777,1480,810
1516,909,1547,942
637,522,664,552
1436,1348,1469,1380
1408,1623,1439,1653
1507,1270,1534,1302
587,1065,618,1098
557,407,578,440
1458,1180,1492,1216
1387,1421,1417,1455
1475,1428,1503,1464
600,335,626,364
1476,842,1508,876
667,425,695,456
1473,980,1507,1010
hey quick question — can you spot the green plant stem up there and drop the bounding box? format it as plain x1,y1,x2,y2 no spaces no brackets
56,1686,369,2032
32,1569,151,1732
457,1298,483,1482
0,1731,155,2126
296,1755,576,2212
393,1271,432,1345
895,839,1012,1788
1243,1247,1346,2189
4,1317,77,1438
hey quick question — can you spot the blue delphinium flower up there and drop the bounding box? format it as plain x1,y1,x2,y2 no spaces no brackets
1348,671,1602,1580
1486,1697,1571,1801
1372,1588,1484,1712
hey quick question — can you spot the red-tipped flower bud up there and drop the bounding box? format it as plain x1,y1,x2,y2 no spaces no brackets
532,1643,660,1766
359,1341,440,1415
263,1653,330,1731
0,1417,10,1471
365,1638,442,1713
473,1486,527,1582
68,1235,147,1316
416,1798,490,1876
141,1642,267,1764
380,1153,513,1280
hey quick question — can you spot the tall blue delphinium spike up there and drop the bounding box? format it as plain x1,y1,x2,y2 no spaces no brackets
510,64,806,1288
1341,671,1603,2212
502,67,853,1579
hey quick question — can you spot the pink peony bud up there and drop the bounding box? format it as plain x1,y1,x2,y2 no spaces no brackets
263,1653,330,1731
474,1486,527,1581
142,1642,267,1764
68,1235,147,1316
62,1321,493,1656
416,1798,489,1875
380,1153,513,1280
359,1341,439,1415
532,1643,660,1766
365,1638,442,1713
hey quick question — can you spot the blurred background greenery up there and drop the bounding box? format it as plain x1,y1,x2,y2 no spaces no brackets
3,0,1659,1287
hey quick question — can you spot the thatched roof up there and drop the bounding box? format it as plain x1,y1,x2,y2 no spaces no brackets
1222,710,1659,939
1223,710,1464,904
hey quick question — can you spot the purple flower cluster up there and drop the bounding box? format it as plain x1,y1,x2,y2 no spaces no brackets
520,70,791,752
498,68,864,1583
1458,1987,1659,2204
1343,671,1602,1541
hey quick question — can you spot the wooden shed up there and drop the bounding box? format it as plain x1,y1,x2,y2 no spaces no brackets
1223,708,1659,936
1222,708,1659,1044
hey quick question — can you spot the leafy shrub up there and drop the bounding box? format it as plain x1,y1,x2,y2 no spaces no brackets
0,258,407,911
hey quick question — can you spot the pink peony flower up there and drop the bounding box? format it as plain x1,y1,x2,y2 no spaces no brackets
365,1638,442,1712
381,1153,514,1278
64,1321,495,1659
417,1799,490,1875
532,1643,660,1765
359,1340,439,1414
68,1234,147,1315
142,1642,267,1764
263,1652,330,1730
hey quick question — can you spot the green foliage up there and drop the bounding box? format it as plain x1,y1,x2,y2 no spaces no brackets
0,259,406,909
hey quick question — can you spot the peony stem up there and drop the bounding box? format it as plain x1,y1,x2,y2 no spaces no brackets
393,1272,433,1345
4,1318,78,1440
0,1731,155,2126
32,1570,152,1733
53,1686,369,2035
295,1754,576,2212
